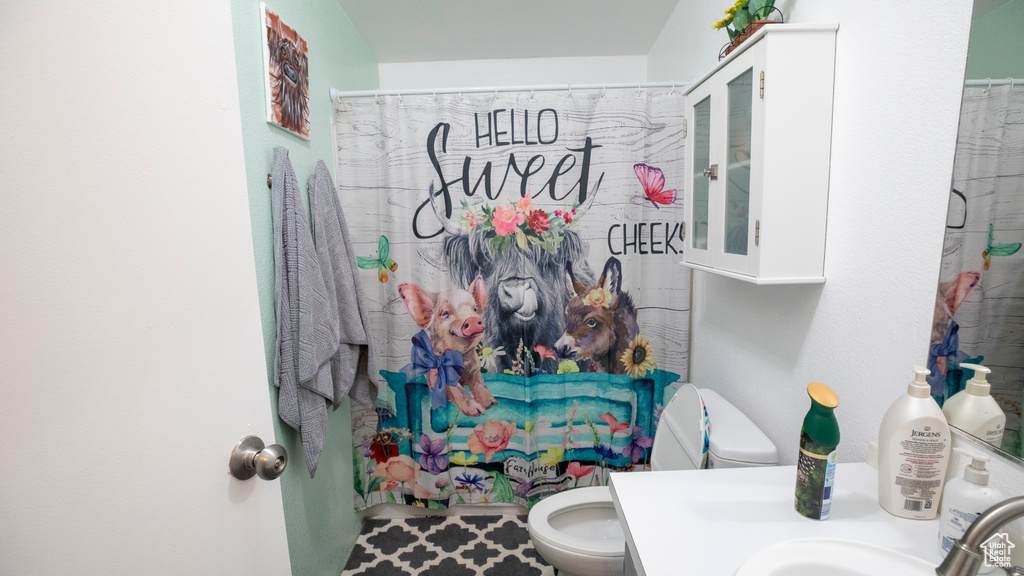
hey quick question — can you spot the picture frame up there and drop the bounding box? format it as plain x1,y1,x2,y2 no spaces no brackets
261,3,310,139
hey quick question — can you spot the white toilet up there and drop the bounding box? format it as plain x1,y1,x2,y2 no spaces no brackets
527,385,778,576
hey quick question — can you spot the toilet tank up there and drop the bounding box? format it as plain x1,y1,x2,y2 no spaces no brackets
698,388,778,468
650,385,778,471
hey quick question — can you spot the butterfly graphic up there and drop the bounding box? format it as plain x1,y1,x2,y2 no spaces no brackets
357,235,398,283
634,163,677,208
982,223,1021,271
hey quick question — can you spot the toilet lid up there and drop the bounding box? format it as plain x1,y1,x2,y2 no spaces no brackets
659,384,709,469
528,487,623,558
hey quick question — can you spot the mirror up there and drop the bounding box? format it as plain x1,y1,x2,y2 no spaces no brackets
930,0,1024,459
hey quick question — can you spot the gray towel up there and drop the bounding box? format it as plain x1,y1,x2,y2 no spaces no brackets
307,161,377,408
272,147,337,478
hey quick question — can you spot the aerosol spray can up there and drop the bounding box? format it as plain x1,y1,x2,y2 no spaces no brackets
794,382,840,520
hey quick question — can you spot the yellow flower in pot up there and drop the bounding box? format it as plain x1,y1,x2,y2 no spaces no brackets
712,0,779,56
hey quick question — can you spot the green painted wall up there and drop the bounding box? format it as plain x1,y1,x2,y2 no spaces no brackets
228,1,378,575
966,0,1024,79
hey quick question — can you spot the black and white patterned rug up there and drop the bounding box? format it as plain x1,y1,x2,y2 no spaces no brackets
342,515,555,576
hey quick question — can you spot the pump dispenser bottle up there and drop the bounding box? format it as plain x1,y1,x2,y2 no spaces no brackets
877,366,951,519
938,448,1005,573
942,363,1006,446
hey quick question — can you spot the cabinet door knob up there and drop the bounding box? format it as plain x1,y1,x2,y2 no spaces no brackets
229,435,288,480
703,164,719,180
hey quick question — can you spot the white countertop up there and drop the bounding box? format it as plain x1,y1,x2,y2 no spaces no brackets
609,463,944,576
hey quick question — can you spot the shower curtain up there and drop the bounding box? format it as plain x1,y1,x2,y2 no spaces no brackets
334,88,690,509
931,84,1024,453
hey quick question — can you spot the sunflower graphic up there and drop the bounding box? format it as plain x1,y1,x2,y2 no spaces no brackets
621,334,656,378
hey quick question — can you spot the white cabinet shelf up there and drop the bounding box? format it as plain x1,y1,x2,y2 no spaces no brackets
681,24,837,285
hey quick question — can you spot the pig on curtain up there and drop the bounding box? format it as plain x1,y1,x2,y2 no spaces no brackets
930,84,1024,455
334,88,690,509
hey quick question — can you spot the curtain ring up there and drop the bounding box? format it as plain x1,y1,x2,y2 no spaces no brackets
1008,77,1015,89
433,87,438,102
568,84,573,97
530,87,535,100
670,82,675,95
637,83,643,98
398,89,404,105
985,78,992,93
601,84,607,98
374,90,380,104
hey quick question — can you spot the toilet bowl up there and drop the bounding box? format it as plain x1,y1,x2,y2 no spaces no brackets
528,487,623,576
527,385,778,576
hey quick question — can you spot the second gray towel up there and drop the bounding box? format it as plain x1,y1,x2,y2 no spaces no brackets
307,160,376,408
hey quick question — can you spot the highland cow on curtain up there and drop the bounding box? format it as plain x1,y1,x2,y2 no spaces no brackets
335,89,690,509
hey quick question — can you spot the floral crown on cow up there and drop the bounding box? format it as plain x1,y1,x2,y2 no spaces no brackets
459,197,582,257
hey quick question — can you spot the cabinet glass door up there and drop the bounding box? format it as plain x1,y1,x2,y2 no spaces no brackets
725,69,752,257
713,47,761,277
691,95,711,254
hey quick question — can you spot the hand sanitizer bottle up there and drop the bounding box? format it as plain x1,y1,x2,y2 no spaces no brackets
938,448,1005,573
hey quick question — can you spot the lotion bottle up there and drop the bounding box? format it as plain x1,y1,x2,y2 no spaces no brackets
942,363,1006,446
878,366,951,519
938,448,1005,573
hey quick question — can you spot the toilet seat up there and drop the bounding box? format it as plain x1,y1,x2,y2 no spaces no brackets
527,386,779,576
527,486,623,558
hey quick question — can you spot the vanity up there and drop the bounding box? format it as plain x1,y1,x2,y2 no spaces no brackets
609,463,943,575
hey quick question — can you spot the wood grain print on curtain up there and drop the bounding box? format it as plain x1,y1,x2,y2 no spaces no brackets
335,89,690,509
931,84,1024,455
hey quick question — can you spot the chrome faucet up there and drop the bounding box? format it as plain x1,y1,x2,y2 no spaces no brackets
937,496,1024,576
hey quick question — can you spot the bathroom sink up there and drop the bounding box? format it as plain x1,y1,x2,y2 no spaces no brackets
733,538,934,576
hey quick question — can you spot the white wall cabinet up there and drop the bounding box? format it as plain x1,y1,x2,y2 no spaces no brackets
682,24,837,284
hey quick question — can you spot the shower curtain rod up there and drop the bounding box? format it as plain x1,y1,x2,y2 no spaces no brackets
965,78,1022,87
331,78,1016,100
330,81,690,101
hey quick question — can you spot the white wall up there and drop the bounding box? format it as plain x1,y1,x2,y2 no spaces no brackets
648,0,975,464
0,2,290,574
379,55,648,89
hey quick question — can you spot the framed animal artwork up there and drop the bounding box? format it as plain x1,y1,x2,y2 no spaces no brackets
260,4,310,139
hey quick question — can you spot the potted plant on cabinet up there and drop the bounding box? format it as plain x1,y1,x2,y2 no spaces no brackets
714,0,782,59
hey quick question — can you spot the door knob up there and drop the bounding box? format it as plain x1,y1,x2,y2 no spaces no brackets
703,164,719,180
229,435,288,480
